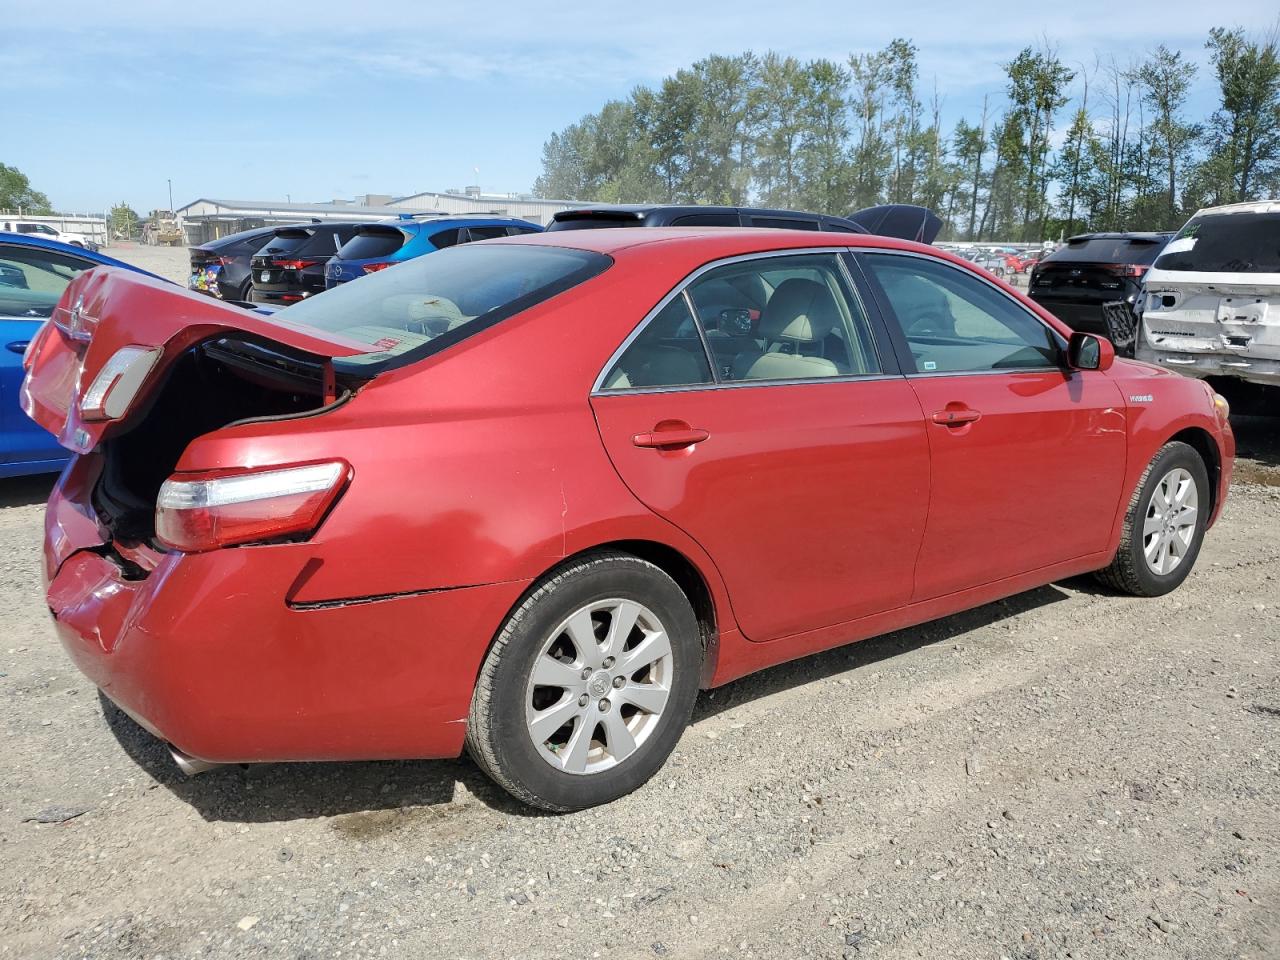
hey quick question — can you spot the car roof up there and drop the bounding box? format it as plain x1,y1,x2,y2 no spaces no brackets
487,226,930,259
551,204,860,227
0,231,162,279
401,215,540,231
1191,199,1280,217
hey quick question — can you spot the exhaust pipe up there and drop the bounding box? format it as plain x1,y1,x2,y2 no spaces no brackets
168,743,226,776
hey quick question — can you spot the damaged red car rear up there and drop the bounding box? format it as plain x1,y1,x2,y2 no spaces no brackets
24,230,1234,812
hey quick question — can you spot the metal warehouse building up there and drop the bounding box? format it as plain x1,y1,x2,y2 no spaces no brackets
177,190,587,245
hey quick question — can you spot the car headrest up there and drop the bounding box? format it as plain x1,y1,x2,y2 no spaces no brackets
759,278,840,342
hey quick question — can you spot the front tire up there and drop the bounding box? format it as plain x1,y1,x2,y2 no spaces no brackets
1095,441,1209,596
467,552,701,812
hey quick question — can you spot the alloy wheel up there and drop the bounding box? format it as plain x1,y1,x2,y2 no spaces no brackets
524,598,673,775
1142,466,1198,576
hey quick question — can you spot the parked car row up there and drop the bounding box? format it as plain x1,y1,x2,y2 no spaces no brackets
0,218,99,252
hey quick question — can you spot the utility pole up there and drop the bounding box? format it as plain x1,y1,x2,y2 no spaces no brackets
167,178,174,214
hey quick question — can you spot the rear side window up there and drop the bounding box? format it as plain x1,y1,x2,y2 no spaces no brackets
671,213,741,227
547,214,644,231
600,295,712,390
461,226,509,243
507,226,540,236
337,227,407,260
279,244,611,374
1154,212,1280,273
429,229,461,249
748,216,820,231
1047,236,1168,265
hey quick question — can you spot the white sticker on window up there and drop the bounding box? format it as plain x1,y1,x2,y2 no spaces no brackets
1161,236,1197,256
922,360,937,371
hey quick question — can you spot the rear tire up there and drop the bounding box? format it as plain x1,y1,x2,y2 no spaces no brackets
1095,441,1209,596
467,551,701,812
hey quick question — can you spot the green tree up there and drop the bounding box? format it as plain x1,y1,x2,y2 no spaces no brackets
1005,45,1075,240
109,202,140,239
754,53,808,207
1198,26,1280,203
795,59,854,213
0,162,53,213
848,47,893,208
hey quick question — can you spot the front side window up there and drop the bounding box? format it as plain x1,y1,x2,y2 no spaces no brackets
864,254,1058,374
601,253,880,390
0,245,91,320
276,243,610,374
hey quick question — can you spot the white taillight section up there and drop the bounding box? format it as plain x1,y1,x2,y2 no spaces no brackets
79,346,161,421
155,461,350,552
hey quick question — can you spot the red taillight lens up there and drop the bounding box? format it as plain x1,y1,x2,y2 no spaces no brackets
215,256,235,266
155,460,350,552
276,259,319,271
361,262,393,274
1106,263,1149,278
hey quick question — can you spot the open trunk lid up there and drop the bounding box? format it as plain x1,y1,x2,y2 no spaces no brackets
22,267,378,453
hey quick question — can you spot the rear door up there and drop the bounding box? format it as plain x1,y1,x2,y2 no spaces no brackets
860,251,1127,600
590,251,930,642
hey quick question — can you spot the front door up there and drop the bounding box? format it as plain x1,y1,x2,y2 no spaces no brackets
860,252,1128,600
590,252,930,642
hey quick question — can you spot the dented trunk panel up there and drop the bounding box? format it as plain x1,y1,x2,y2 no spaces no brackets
21,267,377,453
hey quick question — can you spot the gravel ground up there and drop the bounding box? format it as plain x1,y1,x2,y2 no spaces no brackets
1,244,1277,959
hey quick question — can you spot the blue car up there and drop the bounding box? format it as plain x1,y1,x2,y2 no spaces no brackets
324,215,542,288
1,233,161,479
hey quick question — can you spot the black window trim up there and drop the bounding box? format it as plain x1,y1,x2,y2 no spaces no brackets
853,248,1070,379
591,247,901,396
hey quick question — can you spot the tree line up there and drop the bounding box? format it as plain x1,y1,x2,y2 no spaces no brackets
533,26,1280,241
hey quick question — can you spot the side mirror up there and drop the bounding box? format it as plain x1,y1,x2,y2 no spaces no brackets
1067,331,1114,372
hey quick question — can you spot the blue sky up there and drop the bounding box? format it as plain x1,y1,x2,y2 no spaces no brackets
5,0,1277,214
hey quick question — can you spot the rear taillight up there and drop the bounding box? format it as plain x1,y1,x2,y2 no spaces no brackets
155,460,350,553
1106,263,1149,278
361,262,393,274
80,346,162,421
276,259,319,271
216,256,235,266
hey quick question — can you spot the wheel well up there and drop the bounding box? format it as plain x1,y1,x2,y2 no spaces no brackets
1168,427,1221,516
603,541,717,652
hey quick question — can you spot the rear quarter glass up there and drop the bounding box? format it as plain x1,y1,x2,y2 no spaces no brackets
275,243,611,374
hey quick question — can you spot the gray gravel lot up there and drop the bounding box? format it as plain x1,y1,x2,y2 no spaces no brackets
1,244,1277,959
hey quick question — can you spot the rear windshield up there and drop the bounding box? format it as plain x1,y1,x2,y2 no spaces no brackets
1153,212,1280,273
256,230,311,256
337,226,407,260
293,225,361,257
1044,236,1169,266
273,243,611,374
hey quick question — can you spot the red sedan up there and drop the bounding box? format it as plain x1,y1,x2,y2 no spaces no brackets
22,229,1234,811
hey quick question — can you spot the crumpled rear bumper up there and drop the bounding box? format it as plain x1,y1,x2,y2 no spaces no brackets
1136,343,1280,386
44,458,531,764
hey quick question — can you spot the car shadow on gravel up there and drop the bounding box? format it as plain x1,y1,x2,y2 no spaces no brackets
101,584,1072,822
692,584,1071,723
0,473,57,508
98,692,545,822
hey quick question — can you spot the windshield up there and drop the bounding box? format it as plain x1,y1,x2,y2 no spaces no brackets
272,243,610,374
1154,212,1280,273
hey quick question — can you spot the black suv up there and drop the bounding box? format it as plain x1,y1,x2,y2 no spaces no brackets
1028,232,1173,338
249,222,366,305
189,226,280,302
547,203,942,243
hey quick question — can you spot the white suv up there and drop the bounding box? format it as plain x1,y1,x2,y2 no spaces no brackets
0,219,95,249
1138,200,1280,390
